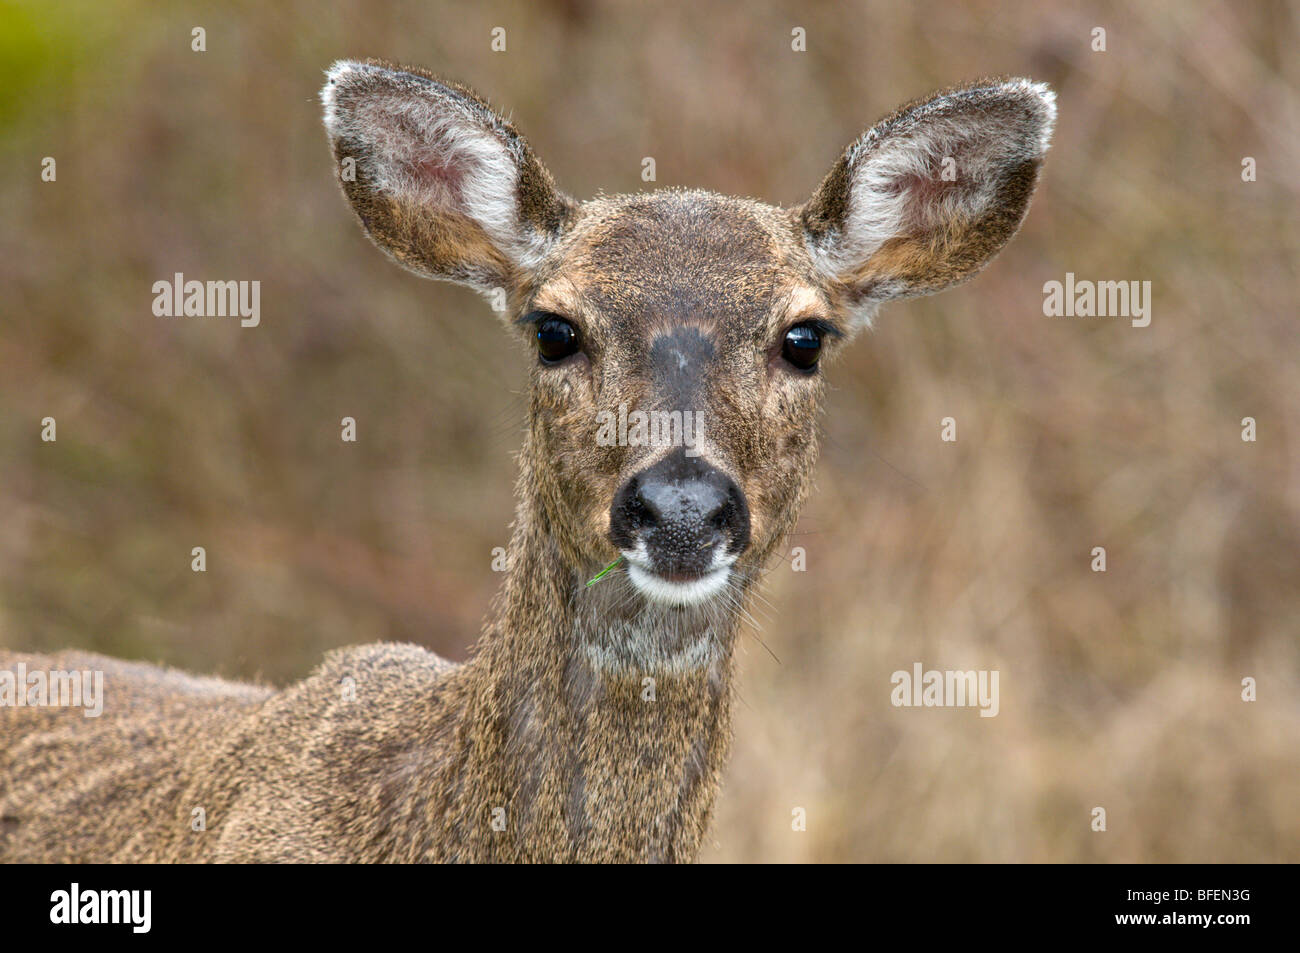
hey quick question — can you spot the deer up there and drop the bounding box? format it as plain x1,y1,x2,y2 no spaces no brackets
0,61,1054,863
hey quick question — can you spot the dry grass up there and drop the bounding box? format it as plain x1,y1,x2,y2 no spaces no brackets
2,0,1297,861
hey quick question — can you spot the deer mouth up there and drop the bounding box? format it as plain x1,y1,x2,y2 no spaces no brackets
621,547,735,606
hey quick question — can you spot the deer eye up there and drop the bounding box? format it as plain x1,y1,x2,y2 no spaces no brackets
536,315,580,363
781,323,823,371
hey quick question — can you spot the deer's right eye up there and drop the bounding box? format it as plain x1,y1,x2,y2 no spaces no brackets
536,316,580,363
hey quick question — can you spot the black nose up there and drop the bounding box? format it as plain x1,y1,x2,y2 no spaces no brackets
609,451,750,578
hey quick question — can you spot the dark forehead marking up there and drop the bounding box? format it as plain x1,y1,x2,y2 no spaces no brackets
649,326,715,408
573,191,783,327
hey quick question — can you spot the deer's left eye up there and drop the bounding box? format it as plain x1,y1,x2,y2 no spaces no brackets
781,323,823,371
536,316,580,363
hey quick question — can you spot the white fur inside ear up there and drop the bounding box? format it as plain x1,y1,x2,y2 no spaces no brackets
321,61,548,268
808,79,1056,312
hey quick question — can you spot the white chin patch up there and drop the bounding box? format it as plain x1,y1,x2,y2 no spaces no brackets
626,561,731,606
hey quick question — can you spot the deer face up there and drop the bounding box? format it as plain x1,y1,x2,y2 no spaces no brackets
518,191,837,605
322,61,1054,606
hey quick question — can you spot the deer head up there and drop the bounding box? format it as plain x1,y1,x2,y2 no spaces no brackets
321,61,1055,610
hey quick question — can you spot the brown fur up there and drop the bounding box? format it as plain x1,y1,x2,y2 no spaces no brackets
0,66,1052,863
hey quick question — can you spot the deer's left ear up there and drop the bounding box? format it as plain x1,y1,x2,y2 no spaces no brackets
799,78,1055,323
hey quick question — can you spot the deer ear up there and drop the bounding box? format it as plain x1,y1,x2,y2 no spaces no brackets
321,60,574,296
800,78,1055,324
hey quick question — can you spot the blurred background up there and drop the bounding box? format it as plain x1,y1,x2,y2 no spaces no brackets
2,0,1297,862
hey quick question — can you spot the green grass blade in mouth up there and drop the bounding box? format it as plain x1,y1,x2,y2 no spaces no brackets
586,556,624,587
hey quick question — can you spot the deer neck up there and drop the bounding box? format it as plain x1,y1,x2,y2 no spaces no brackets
439,480,745,863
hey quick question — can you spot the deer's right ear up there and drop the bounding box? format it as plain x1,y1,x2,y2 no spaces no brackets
321,60,574,295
